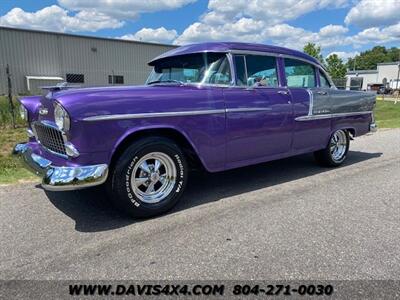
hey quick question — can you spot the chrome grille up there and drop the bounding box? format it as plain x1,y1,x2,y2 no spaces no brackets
33,122,67,156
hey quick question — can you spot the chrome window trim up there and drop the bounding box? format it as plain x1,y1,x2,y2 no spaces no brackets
229,50,335,90
228,50,323,70
295,111,372,121
148,50,328,89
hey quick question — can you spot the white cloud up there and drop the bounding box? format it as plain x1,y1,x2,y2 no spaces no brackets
350,22,400,45
174,0,352,48
0,5,123,32
174,18,266,45
175,19,351,50
0,1,196,33
327,51,359,61
58,0,196,19
345,0,400,28
204,0,349,26
319,24,348,36
119,27,178,44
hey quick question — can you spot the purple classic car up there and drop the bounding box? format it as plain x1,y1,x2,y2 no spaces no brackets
14,42,376,218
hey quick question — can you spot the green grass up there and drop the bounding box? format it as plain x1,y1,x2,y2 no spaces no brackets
0,96,36,183
0,127,36,184
0,96,27,128
0,96,399,184
374,100,400,128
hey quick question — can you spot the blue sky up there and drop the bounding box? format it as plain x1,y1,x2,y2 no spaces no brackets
1,0,399,60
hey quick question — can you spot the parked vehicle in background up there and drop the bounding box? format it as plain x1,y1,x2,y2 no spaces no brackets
13,42,377,218
377,85,392,95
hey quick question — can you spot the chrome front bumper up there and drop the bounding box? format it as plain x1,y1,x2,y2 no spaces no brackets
13,143,108,191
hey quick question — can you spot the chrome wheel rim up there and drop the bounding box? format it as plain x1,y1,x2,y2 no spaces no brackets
131,152,176,204
330,130,347,162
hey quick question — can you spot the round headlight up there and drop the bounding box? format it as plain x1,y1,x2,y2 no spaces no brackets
54,102,70,131
19,105,28,121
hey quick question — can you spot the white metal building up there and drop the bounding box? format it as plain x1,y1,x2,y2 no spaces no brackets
346,61,400,90
0,26,176,95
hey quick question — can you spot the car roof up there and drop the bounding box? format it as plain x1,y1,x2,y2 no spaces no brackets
148,42,321,66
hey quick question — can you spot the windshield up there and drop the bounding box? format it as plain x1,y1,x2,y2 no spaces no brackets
146,53,231,85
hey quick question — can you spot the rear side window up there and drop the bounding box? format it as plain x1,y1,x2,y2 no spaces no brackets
234,55,278,87
284,58,316,88
319,70,331,88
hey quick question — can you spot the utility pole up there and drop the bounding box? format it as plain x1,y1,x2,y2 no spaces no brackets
396,61,400,104
6,64,16,128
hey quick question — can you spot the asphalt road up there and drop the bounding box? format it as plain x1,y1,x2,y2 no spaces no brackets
1,129,400,281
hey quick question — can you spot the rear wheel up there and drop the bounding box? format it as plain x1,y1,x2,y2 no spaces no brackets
314,129,350,167
108,137,188,218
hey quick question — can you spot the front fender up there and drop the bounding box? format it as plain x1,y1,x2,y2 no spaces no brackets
19,96,41,123
108,124,215,172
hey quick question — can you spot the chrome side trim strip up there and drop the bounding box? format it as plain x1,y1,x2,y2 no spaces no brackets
306,88,313,116
226,107,272,113
83,109,226,121
295,111,372,121
83,107,275,121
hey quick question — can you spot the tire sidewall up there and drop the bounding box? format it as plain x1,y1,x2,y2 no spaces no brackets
112,138,187,217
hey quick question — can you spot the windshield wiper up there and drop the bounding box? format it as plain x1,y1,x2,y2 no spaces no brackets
147,79,185,85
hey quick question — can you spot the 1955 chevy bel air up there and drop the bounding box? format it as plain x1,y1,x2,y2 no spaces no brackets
14,42,376,218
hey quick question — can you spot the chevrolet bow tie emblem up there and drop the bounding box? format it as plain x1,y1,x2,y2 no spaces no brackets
39,107,48,115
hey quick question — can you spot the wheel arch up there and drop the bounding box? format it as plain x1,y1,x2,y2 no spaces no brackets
331,124,356,137
109,126,207,173
326,125,355,146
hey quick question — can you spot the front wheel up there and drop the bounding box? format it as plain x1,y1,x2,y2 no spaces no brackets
314,129,350,167
108,137,188,218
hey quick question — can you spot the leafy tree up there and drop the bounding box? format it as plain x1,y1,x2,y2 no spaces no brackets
303,43,324,64
326,54,347,79
347,46,400,70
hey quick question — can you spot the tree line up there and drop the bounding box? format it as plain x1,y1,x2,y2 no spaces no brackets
303,43,400,80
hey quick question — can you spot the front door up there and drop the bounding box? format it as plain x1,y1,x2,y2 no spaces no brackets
224,54,293,167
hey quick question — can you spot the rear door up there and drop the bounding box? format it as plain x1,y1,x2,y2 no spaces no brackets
283,58,331,151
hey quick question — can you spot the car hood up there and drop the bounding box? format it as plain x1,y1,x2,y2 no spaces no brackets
51,84,212,120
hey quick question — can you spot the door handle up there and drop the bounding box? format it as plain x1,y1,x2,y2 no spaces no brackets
277,90,289,96
317,91,328,95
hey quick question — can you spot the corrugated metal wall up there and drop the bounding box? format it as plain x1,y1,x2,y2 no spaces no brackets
0,27,176,94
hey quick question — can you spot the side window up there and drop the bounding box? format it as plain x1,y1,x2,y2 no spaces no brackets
234,55,247,86
234,55,278,87
284,58,316,88
319,70,331,88
202,54,231,85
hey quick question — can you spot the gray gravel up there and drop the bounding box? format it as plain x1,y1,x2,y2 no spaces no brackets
1,129,399,280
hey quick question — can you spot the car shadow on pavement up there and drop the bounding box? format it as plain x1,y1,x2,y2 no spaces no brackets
44,150,381,233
